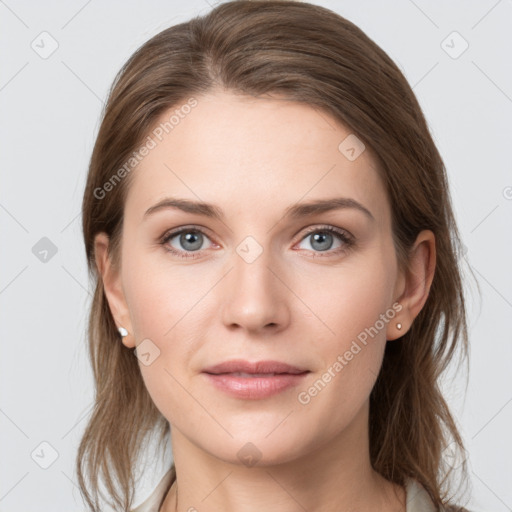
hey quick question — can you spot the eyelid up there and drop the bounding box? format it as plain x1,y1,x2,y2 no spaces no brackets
294,223,353,242
160,224,217,247
161,224,353,242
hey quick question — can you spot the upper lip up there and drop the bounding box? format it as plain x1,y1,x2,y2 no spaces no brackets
202,359,309,375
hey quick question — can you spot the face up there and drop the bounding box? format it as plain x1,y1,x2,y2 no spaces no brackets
100,90,406,465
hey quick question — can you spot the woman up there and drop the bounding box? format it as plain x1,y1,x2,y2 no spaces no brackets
77,1,474,511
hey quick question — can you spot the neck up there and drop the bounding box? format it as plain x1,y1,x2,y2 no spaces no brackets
160,403,405,512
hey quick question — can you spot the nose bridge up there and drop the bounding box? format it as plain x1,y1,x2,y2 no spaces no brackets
219,233,290,332
234,235,274,291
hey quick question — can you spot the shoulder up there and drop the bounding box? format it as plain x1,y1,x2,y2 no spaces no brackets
130,468,174,512
405,478,473,512
405,478,437,512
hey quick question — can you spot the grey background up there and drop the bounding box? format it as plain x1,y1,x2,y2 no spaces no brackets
1,0,511,510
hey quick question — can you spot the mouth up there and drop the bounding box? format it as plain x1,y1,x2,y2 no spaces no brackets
212,372,307,377
202,359,309,375
201,360,310,399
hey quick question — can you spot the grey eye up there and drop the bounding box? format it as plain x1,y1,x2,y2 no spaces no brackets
298,230,344,252
167,230,212,252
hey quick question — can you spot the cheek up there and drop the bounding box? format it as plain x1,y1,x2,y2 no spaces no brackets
120,252,212,421
293,250,395,413
122,246,206,339
295,251,396,348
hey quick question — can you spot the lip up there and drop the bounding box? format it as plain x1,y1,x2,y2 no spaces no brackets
202,359,310,400
202,359,309,375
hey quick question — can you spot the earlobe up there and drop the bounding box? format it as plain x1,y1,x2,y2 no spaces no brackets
387,230,436,341
386,314,405,341
94,232,136,348
117,326,134,349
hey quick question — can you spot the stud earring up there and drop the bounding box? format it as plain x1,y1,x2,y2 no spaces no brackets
118,326,128,337
396,323,402,330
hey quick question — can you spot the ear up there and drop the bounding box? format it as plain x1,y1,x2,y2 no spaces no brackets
94,232,136,348
387,229,436,341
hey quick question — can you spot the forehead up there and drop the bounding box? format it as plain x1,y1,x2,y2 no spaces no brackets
124,91,389,226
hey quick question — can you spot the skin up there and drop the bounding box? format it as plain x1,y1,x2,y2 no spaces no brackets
95,90,435,512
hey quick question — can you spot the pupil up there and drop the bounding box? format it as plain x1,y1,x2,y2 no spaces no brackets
312,232,333,251
181,232,202,250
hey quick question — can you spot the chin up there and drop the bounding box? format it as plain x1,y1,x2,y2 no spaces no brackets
202,431,311,468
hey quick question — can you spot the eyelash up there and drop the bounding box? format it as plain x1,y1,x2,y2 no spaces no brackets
159,224,354,260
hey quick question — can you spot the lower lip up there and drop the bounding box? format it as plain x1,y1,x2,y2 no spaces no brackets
202,372,309,399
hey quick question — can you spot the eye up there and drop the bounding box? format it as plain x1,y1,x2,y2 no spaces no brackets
160,226,215,259
295,225,354,257
160,224,354,260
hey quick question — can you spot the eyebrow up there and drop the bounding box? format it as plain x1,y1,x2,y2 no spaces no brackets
143,196,375,222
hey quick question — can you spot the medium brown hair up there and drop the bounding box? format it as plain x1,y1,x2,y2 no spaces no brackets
78,1,475,510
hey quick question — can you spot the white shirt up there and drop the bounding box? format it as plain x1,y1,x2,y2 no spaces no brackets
130,469,439,512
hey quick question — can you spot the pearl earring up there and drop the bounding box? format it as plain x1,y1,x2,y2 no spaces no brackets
118,326,128,337
396,323,402,330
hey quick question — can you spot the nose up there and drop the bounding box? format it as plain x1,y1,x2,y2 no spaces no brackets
220,243,291,335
